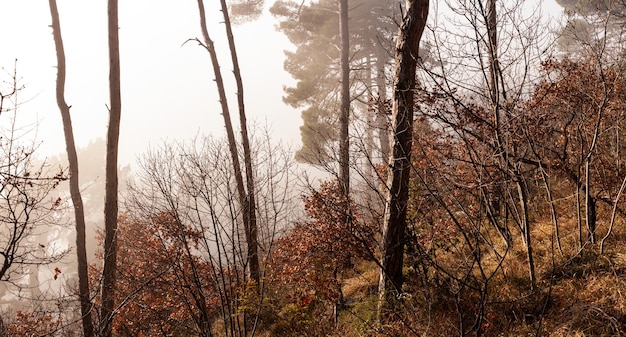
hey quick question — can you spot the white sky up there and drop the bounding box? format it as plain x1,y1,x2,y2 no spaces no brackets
0,0,300,167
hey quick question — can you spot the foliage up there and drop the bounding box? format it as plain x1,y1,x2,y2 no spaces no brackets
271,0,399,164
267,180,376,334
90,213,221,336
13,1,626,336
229,0,265,24
0,310,62,336
528,59,626,196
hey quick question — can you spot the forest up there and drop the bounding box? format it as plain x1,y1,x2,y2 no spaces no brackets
2,0,626,336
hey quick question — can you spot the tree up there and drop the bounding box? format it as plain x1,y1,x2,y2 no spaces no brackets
415,0,552,291
100,0,122,335
47,1,95,335
555,0,626,16
92,213,220,336
271,0,400,166
528,59,626,247
217,0,262,290
339,0,351,197
553,0,626,249
378,0,428,316
125,133,294,336
0,65,67,284
485,0,536,287
0,66,69,334
194,0,261,287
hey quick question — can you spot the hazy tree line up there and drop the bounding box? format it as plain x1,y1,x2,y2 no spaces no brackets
2,0,626,336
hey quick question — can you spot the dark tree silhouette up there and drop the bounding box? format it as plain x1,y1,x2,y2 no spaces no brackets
379,0,429,317
48,2,95,335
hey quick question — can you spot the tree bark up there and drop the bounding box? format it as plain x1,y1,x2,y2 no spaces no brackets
48,2,95,336
100,0,121,335
378,0,428,317
375,52,390,162
585,160,597,244
195,0,259,285
600,174,626,253
487,0,499,105
516,177,536,289
339,0,350,196
218,0,260,287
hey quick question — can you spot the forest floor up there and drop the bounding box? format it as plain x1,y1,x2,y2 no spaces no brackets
330,219,626,336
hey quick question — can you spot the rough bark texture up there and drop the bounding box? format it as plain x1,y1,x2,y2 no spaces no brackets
48,1,95,336
378,0,428,316
100,0,121,335
218,0,260,287
195,0,259,285
339,0,350,196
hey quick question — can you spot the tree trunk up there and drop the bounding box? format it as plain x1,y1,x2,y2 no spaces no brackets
365,54,375,177
378,0,428,318
339,0,351,197
539,163,563,255
375,52,390,162
487,0,499,104
577,181,583,249
100,0,122,335
486,0,506,229
516,177,536,289
48,2,95,336
218,0,260,288
585,160,597,244
600,174,626,253
195,0,259,286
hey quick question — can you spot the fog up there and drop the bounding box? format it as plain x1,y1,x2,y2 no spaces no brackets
0,0,304,310
0,1,300,168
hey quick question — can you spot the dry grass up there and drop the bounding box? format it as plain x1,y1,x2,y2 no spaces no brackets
327,215,626,336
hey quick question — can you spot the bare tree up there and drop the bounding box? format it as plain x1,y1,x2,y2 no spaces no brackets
339,0,351,197
0,64,67,295
100,0,122,335
378,0,429,317
47,2,95,336
217,0,261,289
194,0,260,286
485,0,536,288
124,132,294,336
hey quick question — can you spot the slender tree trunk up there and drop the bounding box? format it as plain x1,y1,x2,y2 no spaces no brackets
577,181,583,249
539,164,563,255
218,0,260,288
585,160,597,244
48,2,95,336
337,2,352,316
339,0,350,196
378,0,428,317
516,177,536,289
487,0,499,103
487,0,535,287
365,54,374,178
600,174,626,253
100,0,122,335
486,0,508,238
375,53,390,162
486,0,505,222
195,0,259,285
